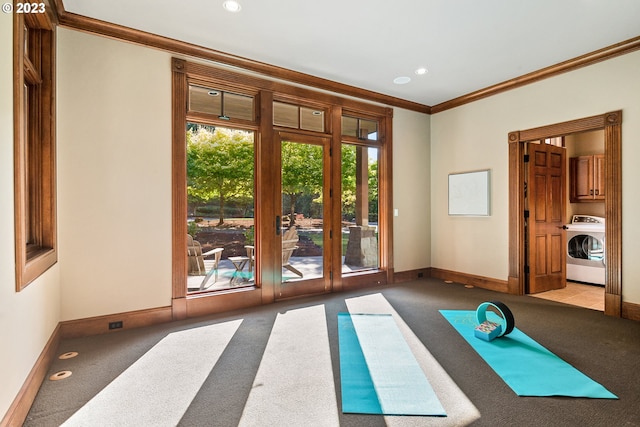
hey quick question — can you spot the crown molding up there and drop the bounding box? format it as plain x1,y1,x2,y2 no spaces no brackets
431,36,640,114
53,1,639,115
53,0,430,114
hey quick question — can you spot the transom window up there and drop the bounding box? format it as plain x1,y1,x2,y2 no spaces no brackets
273,101,326,132
342,115,378,141
188,85,254,121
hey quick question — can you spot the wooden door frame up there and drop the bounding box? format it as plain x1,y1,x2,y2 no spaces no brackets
171,58,394,319
508,111,622,317
273,131,332,300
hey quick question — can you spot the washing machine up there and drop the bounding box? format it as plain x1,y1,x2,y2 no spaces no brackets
565,215,605,285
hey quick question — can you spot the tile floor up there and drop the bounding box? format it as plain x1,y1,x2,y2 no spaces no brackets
530,281,605,311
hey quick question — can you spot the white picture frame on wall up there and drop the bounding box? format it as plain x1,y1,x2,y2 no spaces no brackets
448,169,491,216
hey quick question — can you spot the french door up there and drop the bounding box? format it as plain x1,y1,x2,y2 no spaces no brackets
173,61,394,318
274,132,332,299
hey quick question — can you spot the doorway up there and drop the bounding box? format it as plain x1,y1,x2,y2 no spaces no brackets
275,132,332,299
508,111,622,317
185,124,256,293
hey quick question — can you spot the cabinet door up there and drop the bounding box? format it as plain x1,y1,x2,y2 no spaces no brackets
593,154,605,200
570,156,594,202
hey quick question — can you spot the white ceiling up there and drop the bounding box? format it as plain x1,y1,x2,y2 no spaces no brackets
62,0,640,107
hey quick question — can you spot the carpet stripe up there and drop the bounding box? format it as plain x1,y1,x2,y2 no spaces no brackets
341,313,447,416
345,294,480,426
62,320,243,427
239,304,339,426
440,310,618,398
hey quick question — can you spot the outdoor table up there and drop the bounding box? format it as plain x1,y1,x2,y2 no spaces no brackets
228,256,250,284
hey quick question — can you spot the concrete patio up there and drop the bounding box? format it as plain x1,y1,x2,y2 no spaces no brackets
187,256,375,292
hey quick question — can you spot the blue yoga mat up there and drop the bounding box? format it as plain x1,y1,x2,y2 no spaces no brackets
338,313,446,416
440,310,617,399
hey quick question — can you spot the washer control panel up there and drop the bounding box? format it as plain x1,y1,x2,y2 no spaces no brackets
572,215,605,225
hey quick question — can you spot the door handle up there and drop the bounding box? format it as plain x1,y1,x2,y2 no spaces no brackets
275,215,281,235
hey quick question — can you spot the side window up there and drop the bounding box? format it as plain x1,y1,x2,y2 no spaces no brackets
14,10,57,289
341,115,382,272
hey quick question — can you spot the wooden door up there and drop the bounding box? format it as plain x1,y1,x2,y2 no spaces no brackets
275,132,332,299
527,143,566,293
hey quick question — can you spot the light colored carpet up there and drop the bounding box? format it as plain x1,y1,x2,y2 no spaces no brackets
239,304,339,426
62,320,242,426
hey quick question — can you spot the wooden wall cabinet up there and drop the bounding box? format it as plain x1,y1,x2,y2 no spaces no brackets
569,154,605,202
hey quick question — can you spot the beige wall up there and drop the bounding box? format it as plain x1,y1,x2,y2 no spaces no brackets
566,130,604,157
431,50,640,304
392,108,431,272
57,28,173,320
55,28,436,323
54,28,435,321
0,14,62,418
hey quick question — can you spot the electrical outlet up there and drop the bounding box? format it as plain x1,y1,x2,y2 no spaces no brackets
109,321,123,330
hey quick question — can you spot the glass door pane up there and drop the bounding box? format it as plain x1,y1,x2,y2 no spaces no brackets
186,124,255,293
277,135,330,298
341,144,379,273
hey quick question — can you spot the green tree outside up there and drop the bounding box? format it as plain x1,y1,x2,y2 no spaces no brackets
187,126,254,225
281,141,324,226
186,127,378,227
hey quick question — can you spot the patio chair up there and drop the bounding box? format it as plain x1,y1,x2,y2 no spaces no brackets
243,226,303,278
187,234,205,275
187,234,224,290
282,226,303,278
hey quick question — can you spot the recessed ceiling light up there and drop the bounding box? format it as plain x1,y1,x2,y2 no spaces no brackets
415,67,428,75
393,76,411,85
222,1,241,12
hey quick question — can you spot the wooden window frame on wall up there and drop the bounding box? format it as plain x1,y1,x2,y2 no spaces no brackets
172,59,265,317
13,5,57,290
338,108,394,288
171,58,393,319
